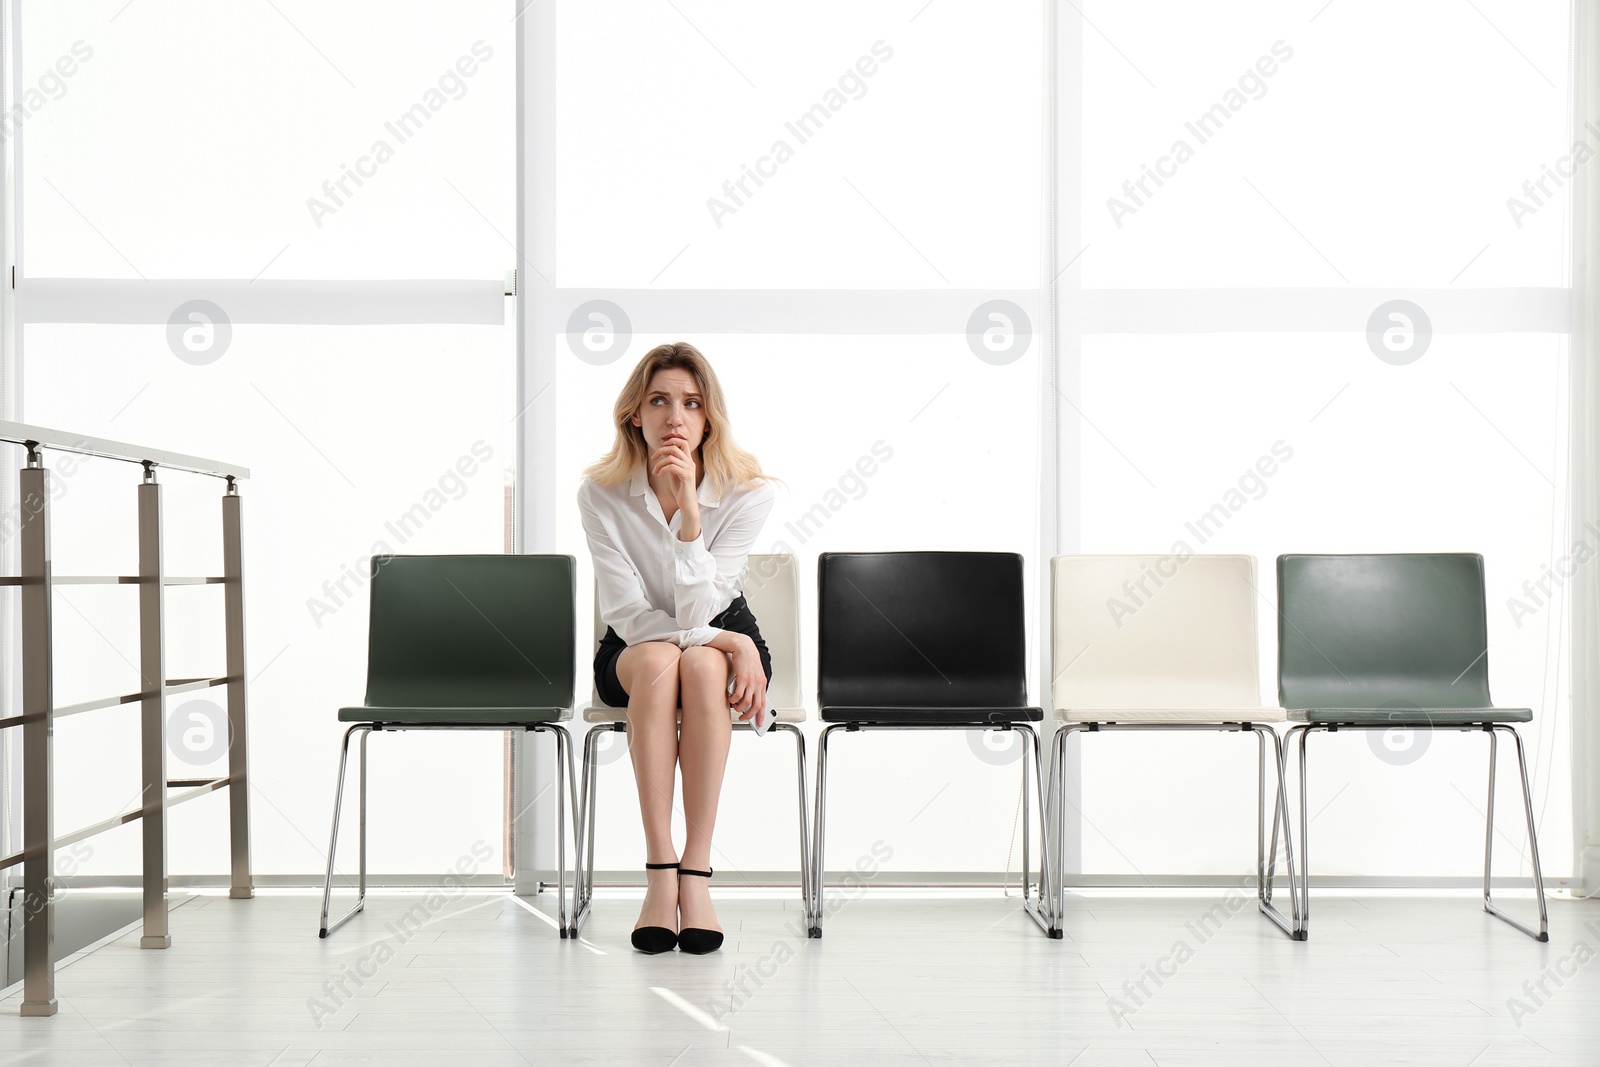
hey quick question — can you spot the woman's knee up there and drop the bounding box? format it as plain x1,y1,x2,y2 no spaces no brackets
678,646,730,698
618,641,681,701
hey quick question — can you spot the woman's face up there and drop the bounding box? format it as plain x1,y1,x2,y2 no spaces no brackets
631,367,707,460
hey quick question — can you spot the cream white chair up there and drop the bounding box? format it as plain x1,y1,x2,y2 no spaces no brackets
569,553,809,937
1046,554,1301,939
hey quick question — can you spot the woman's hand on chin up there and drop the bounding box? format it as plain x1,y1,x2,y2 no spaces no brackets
651,435,700,520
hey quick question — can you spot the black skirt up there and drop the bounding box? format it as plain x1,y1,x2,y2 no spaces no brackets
593,594,774,709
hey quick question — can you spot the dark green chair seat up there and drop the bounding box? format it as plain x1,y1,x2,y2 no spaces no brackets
319,554,579,940
339,706,571,724
1274,553,1548,941
1288,707,1531,725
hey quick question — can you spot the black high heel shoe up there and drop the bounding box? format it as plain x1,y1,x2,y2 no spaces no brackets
676,867,724,955
631,862,679,954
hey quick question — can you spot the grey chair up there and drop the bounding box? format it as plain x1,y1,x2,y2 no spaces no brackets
1273,553,1548,941
570,553,810,938
319,554,580,938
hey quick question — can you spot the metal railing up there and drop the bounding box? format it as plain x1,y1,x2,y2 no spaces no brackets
0,421,253,1017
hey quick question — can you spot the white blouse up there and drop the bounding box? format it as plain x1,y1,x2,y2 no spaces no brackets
577,462,776,648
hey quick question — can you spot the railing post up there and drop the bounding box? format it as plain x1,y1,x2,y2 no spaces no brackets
137,462,170,949
222,477,253,898
20,449,57,1016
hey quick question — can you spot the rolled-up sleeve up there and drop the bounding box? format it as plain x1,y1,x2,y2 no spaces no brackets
672,480,775,645
579,482,695,647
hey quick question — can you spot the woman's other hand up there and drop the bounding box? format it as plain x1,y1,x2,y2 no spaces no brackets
726,634,768,722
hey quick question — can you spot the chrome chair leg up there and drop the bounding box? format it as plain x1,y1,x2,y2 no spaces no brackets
537,724,575,937
1255,726,1267,897
1265,728,1282,891
809,724,843,936
585,728,606,918
359,727,368,904
1272,725,1303,938
1040,725,1057,930
1289,724,1314,938
568,724,583,934
571,725,609,937
1019,729,1030,903
772,723,812,928
319,724,370,938
1019,725,1059,938
1047,725,1082,932
1483,725,1549,941
1045,726,1063,932
566,726,585,934
1250,724,1301,939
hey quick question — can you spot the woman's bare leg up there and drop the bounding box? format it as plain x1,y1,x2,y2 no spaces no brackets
616,641,682,931
676,645,733,932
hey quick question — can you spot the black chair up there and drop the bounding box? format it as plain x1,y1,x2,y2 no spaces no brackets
809,551,1055,938
319,554,580,938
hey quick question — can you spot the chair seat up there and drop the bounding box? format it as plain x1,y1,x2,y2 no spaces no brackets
1288,707,1531,725
339,705,572,725
820,706,1043,725
582,703,806,725
1056,706,1286,724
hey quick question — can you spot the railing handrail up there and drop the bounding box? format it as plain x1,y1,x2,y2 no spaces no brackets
0,420,249,480
0,434,254,1017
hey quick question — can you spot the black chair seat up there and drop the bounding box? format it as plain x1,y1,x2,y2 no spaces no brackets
339,705,571,725
820,705,1042,724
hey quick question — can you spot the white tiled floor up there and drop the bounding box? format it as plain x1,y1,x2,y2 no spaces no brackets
2,887,1598,1066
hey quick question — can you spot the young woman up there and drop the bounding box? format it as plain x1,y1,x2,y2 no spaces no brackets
576,341,780,955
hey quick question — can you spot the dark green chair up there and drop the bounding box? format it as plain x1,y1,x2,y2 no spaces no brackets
1273,553,1548,941
318,554,580,938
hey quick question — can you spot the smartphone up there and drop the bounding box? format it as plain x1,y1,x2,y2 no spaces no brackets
728,675,774,736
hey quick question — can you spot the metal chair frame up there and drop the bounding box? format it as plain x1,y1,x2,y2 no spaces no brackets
319,720,579,938
809,720,1057,939
1047,721,1302,939
1272,721,1548,942
571,718,810,937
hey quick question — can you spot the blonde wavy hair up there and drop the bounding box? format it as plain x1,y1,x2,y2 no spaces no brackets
582,341,782,501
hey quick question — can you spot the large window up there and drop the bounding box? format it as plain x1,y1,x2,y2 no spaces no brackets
548,0,1048,876
544,0,1576,884
6,0,517,881
21,0,512,279
3,0,1576,890
1069,0,1574,880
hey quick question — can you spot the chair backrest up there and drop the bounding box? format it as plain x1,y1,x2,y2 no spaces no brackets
365,554,575,710
1050,554,1264,712
1277,553,1493,710
817,551,1028,710
589,554,801,709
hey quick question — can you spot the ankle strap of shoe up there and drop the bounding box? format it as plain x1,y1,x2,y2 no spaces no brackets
679,867,713,878
644,861,680,870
